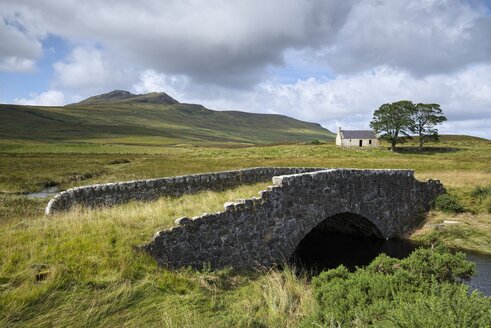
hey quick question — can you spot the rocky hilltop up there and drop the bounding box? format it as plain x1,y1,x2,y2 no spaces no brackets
72,90,179,106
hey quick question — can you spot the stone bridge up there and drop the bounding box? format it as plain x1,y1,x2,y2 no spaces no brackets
45,167,323,215
144,169,444,269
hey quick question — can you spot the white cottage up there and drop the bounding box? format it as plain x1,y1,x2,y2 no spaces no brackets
336,127,380,147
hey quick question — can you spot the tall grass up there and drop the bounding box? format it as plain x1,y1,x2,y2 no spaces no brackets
412,211,491,254
252,267,314,327
1,182,320,327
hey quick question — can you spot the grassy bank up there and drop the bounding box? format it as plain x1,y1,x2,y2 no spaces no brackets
1,183,314,327
1,135,489,193
412,212,491,254
1,135,490,326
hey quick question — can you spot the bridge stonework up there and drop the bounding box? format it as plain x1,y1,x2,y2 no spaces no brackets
144,169,444,269
45,167,322,215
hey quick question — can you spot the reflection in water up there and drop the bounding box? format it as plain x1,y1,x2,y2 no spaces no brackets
290,229,491,296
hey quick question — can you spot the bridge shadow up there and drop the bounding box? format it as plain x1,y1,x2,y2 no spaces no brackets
289,213,417,275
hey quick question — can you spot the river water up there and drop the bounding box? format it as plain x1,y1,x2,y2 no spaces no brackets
25,186,60,199
291,230,491,296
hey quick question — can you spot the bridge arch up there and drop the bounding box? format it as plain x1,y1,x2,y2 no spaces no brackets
144,169,444,269
289,212,403,271
276,212,384,266
311,212,383,237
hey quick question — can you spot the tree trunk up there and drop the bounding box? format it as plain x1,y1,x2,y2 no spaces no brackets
391,131,399,151
391,140,396,151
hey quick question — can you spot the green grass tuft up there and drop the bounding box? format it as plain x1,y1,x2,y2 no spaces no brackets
435,194,466,213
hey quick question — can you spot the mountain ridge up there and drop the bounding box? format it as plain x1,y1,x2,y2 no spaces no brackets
71,90,180,106
0,90,335,145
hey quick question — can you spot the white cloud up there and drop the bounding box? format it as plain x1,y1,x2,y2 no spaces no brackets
5,0,353,86
53,46,136,94
181,65,491,138
0,13,42,72
132,70,188,101
0,57,36,72
14,90,65,106
320,0,491,75
6,0,491,83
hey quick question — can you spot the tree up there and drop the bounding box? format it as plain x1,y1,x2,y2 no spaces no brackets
410,103,447,151
370,100,414,151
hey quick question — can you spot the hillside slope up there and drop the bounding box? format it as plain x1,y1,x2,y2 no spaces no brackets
0,91,334,145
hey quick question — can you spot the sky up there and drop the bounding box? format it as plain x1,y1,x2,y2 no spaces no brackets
1,0,491,138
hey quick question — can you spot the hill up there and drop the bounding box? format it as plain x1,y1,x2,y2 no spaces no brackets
0,91,334,146
71,90,180,106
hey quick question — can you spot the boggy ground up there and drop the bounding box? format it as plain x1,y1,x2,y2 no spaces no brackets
0,135,490,327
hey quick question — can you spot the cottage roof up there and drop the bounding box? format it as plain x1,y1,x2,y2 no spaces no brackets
340,130,378,139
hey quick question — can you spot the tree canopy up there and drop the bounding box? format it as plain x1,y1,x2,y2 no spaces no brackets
369,100,414,151
410,103,447,151
370,101,447,151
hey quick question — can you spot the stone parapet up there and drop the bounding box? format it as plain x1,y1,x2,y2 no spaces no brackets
45,167,323,215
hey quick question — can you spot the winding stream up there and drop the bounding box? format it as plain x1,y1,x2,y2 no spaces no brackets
25,186,60,199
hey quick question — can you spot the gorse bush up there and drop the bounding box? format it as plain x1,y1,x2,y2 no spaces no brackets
305,247,490,327
435,193,465,213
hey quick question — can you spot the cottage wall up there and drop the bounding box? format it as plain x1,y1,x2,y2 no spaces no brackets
336,135,380,147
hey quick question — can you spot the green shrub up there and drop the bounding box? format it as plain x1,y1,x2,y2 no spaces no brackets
470,184,491,199
485,197,491,214
435,193,465,213
305,247,490,327
470,185,491,213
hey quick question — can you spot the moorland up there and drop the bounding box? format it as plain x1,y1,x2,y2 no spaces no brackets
0,97,490,326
